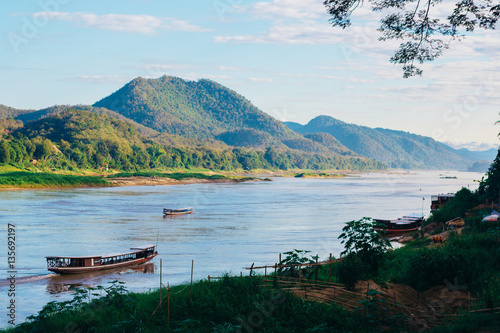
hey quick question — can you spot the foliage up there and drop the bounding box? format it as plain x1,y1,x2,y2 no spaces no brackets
339,217,392,272
337,253,363,290
0,109,385,174
426,187,480,223
0,172,109,188
478,148,500,202
277,249,319,279
324,0,500,77
381,232,500,292
6,276,374,333
295,115,473,170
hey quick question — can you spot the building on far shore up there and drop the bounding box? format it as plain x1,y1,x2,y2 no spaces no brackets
431,193,455,213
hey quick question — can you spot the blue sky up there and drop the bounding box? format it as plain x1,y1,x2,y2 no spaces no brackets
1,0,500,150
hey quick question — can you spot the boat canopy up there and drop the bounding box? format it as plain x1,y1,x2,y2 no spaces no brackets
46,245,156,260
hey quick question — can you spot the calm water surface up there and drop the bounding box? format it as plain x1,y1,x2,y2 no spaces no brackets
0,170,482,326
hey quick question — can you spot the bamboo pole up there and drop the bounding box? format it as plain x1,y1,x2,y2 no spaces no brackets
328,253,332,282
315,255,319,282
167,283,171,325
160,259,163,308
190,260,194,298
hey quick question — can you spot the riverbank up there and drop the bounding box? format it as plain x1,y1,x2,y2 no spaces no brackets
0,169,268,190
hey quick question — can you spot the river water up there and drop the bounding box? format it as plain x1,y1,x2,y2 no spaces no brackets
0,170,482,327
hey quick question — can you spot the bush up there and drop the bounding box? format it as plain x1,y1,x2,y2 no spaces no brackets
337,253,363,290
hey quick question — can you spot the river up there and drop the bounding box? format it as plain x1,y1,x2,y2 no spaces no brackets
0,170,482,327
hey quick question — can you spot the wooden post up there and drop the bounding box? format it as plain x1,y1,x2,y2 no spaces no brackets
250,263,254,277
208,275,211,282
167,283,171,325
265,265,267,277
328,253,332,282
468,292,471,313
298,264,302,287
190,259,194,298
315,255,319,282
160,259,163,307
279,253,282,263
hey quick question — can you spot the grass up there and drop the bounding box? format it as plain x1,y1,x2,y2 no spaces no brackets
0,172,109,188
3,277,374,333
107,171,244,181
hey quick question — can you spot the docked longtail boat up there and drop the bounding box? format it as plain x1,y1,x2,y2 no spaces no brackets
374,214,425,233
46,245,158,275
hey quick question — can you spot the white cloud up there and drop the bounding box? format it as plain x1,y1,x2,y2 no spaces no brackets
32,12,207,34
66,75,131,84
248,77,273,82
248,0,326,20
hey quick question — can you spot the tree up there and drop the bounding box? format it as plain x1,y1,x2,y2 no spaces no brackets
324,0,500,77
339,217,391,272
0,140,11,163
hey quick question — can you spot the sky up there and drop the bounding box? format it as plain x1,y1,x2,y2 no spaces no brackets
1,0,500,150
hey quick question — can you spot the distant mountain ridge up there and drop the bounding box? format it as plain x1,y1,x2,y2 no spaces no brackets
285,116,494,170
0,76,386,171
1,75,495,171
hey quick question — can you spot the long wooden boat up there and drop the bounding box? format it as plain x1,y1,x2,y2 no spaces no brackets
374,214,425,233
46,245,158,275
163,207,194,216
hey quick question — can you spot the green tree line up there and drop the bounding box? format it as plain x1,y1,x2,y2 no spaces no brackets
0,110,386,172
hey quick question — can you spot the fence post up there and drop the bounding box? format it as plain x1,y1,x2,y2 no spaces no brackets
315,255,319,282
190,259,194,298
167,283,171,325
328,253,332,282
468,292,471,313
160,259,163,308
208,275,211,282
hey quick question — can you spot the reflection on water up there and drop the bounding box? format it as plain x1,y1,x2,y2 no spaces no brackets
45,263,156,295
0,171,482,326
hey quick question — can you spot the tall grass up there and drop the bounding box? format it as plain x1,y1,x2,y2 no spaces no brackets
5,276,373,333
108,171,240,181
0,172,109,188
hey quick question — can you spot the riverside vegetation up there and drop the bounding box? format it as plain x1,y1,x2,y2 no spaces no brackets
3,154,499,332
0,108,385,188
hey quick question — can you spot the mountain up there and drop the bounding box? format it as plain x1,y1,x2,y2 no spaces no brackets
454,148,498,162
289,115,483,170
93,76,340,155
1,108,384,172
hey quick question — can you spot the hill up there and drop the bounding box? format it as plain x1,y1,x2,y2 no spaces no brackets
93,76,347,155
0,109,385,172
290,115,479,170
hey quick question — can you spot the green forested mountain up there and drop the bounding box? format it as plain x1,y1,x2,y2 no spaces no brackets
92,76,335,155
288,116,479,170
0,109,385,172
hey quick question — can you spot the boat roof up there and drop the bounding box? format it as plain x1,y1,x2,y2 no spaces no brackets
46,245,156,259
432,193,455,198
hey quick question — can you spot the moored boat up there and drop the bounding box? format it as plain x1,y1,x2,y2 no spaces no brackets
46,245,158,275
374,213,425,233
163,207,194,216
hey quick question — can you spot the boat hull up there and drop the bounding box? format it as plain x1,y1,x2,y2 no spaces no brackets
163,209,193,216
47,253,157,275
